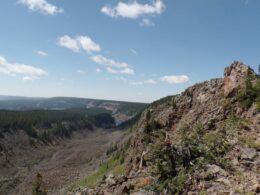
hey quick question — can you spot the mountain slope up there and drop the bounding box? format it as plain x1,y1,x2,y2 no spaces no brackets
70,62,260,195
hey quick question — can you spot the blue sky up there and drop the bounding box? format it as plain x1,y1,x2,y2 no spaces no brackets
0,0,259,102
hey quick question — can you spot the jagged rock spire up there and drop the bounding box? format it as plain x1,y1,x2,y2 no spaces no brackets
223,61,255,97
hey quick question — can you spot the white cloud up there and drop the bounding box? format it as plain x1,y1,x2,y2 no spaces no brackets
57,35,101,54
96,68,101,73
106,67,118,74
0,56,47,80
77,36,101,54
159,75,189,84
18,0,63,15
76,70,86,74
128,75,189,86
36,50,48,56
57,35,80,52
101,0,165,19
90,55,129,68
22,76,40,81
140,18,155,27
106,67,134,75
130,48,137,54
120,67,135,75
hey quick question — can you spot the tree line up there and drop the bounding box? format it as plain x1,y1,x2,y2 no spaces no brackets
0,109,115,141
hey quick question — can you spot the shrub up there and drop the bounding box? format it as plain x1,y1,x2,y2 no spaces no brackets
145,122,233,193
170,170,188,194
237,76,260,109
32,173,47,195
239,134,260,150
256,97,260,111
144,120,162,134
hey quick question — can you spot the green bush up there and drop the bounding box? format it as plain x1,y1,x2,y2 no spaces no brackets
237,76,260,109
256,97,260,111
145,122,232,193
170,170,188,194
32,173,47,195
144,120,162,134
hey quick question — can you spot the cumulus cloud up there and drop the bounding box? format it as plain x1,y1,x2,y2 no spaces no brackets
91,55,128,68
57,35,101,54
77,36,101,54
22,76,40,81
57,35,80,52
159,75,189,84
101,0,165,19
36,50,48,56
91,55,129,68
128,75,189,86
0,56,47,81
90,55,134,75
18,0,63,15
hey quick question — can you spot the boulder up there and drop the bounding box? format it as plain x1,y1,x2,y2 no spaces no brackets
216,177,231,186
206,164,228,177
240,148,257,161
105,174,116,186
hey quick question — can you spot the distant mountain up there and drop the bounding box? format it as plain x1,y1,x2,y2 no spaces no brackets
0,95,44,101
0,96,148,124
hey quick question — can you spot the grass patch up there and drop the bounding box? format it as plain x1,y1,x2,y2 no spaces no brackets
239,134,260,150
67,155,125,191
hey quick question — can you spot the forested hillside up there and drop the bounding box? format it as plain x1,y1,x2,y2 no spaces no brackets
0,109,115,142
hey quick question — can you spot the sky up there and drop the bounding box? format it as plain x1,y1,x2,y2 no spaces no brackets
0,0,259,103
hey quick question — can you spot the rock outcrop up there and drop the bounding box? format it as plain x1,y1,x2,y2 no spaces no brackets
69,62,260,195
223,61,255,97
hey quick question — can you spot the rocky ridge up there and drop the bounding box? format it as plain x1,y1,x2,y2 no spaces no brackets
70,62,259,195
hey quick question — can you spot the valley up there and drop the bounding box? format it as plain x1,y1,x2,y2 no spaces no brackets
0,100,146,195
1,129,124,195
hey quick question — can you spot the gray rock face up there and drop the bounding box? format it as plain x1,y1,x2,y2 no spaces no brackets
240,148,257,161
223,61,255,97
206,164,228,177
105,174,116,186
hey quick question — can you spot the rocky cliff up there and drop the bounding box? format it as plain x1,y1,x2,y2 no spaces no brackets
70,62,260,195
